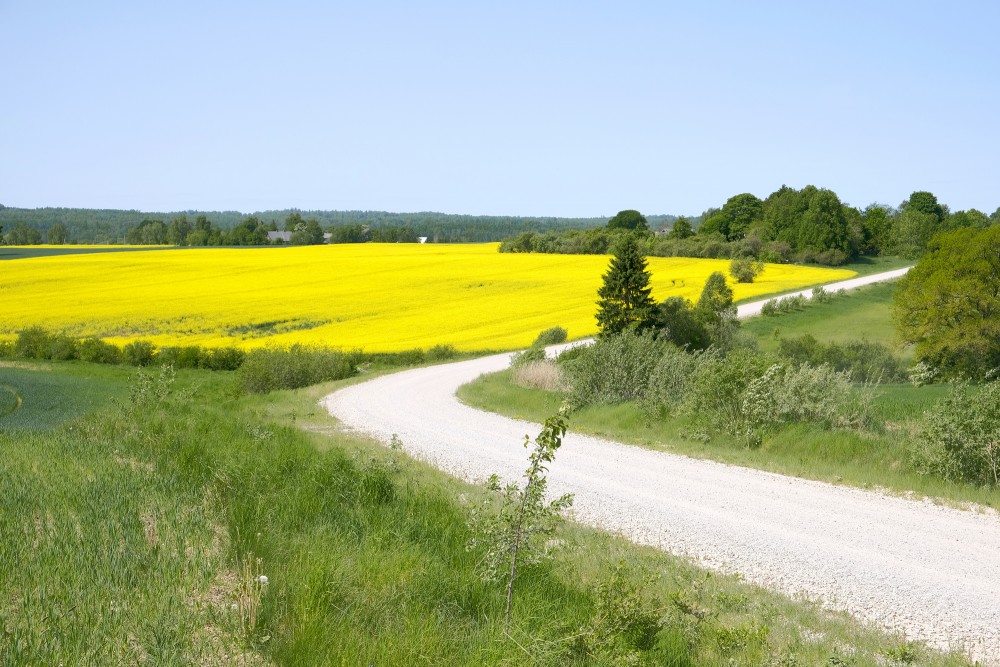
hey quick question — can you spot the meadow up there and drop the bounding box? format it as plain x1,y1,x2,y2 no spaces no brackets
0,360,975,665
0,244,853,352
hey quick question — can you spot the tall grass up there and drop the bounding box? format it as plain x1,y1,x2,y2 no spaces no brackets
1,362,977,665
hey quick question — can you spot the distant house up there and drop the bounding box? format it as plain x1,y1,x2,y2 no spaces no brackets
418,236,428,244
267,231,333,244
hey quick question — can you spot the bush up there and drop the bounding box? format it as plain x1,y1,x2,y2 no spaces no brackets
533,326,568,346
156,345,204,369
567,331,665,407
913,379,1000,486
509,344,546,367
425,344,458,361
641,345,708,418
201,346,246,371
14,326,52,359
122,340,156,366
47,333,80,361
772,363,853,426
777,335,906,383
811,286,833,304
78,337,122,364
0,340,13,358
237,345,358,393
729,257,763,283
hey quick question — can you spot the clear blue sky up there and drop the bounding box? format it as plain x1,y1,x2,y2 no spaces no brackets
2,1,997,217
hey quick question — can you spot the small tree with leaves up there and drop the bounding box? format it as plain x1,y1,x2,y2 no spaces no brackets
596,235,658,336
467,409,574,628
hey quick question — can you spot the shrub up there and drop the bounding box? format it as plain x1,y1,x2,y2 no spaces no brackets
237,345,357,393
641,344,708,417
533,326,568,346
811,286,833,304
0,340,13,358
567,331,665,407
510,345,546,367
729,257,763,283
772,363,853,426
122,340,156,366
425,344,458,361
777,335,906,383
156,345,204,369
14,326,52,359
78,337,122,364
511,360,567,392
201,346,246,371
47,333,80,361
555,345,588,364
913,379,1000,486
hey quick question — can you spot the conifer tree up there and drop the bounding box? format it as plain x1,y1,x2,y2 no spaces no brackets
595,235,657,335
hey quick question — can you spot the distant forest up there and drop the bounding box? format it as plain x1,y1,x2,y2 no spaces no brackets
0,205,680,245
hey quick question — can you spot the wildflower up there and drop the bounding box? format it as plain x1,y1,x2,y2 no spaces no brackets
258,575,269,585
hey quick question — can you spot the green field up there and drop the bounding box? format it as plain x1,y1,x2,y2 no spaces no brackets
742,281,906,354
0,360,975,665
0,362,126,430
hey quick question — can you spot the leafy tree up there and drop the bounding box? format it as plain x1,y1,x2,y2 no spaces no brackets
948,209,990,230
903,191,946,223
167,215,192,245
729,257,763,283
5,222,42,245
667,216,694,239
861,204,893,255
290,218,325,245
890,208,939,259
595,235,658,335
719,193,764,241
126,219,168,245
283,212,305,232
606,209,649,232
46,223,67,245
656,296,709,350
696,271,734,317
893,226,1000,378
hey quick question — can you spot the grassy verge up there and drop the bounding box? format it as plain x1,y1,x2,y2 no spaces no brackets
733,256,911,306
0,361,976,665
741,281,905,354
458,370,999,510
0,361,127,430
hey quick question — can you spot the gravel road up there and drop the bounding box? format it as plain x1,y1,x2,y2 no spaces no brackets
322,267,1000,664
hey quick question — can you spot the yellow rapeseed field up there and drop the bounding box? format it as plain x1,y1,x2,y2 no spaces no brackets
1,244,854,351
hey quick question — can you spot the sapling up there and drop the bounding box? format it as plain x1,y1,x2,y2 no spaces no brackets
467,407,574,627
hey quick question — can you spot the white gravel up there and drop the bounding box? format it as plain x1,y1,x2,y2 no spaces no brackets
321,267,1000,664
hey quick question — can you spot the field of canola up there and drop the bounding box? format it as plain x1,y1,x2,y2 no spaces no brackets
1,244,854,351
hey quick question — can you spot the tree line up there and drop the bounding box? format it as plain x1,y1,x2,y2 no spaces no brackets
501,188,1000,265
0,204,639,245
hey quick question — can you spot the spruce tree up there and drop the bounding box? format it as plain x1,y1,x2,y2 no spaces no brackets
595,235,657,336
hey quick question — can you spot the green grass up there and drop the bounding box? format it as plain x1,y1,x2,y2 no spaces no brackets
733,255,912,306
0,246,174,261
0,361,977,665
459,369,1000,510
0,362,127,430
742,280,906,354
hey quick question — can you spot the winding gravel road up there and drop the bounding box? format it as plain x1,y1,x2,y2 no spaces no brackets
322,268,1000,664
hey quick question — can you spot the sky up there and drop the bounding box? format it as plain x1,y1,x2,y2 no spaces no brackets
1,1,998,217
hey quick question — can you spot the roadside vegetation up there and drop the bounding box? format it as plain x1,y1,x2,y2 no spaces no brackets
0,360,977,665
460,237,1000,508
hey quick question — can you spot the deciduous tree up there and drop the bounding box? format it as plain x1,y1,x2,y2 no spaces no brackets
893,226,1000,378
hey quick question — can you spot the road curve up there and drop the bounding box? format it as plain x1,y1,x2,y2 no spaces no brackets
322,267,1000,664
